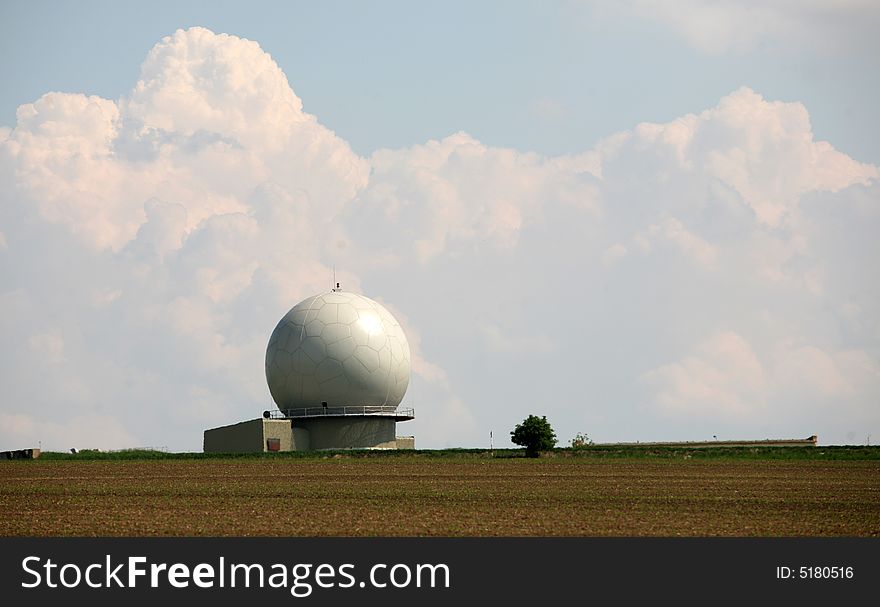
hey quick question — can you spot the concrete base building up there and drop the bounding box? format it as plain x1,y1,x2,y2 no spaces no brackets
203,405,415,453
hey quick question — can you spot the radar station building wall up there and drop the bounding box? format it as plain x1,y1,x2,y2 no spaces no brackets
203,419,304,453
297,417,396,450
203,418,414,453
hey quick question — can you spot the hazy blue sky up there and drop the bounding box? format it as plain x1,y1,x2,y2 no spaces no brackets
1,1,878,451
3,1,878,162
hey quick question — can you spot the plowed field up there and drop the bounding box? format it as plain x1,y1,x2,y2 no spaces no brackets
2,458,878,536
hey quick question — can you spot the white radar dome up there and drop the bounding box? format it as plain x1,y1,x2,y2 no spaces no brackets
265,291,411,410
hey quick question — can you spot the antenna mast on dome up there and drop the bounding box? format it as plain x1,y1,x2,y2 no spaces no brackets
331,266,341,292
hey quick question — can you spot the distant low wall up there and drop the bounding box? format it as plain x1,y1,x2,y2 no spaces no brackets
597,436,819,448
395,436,415,450
1,448,41,460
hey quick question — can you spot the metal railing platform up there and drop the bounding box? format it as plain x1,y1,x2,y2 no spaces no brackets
267,405,415,421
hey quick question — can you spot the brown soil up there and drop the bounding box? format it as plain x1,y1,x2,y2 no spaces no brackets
1,458,878,536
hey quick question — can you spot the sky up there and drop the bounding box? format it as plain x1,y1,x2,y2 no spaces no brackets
1,1,878,451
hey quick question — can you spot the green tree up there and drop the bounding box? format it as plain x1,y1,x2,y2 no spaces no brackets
510,415,557,457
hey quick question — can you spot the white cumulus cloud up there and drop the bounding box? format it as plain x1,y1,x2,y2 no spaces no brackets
1,27,877,451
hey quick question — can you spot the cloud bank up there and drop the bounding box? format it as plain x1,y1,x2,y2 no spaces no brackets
1,27,877,450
